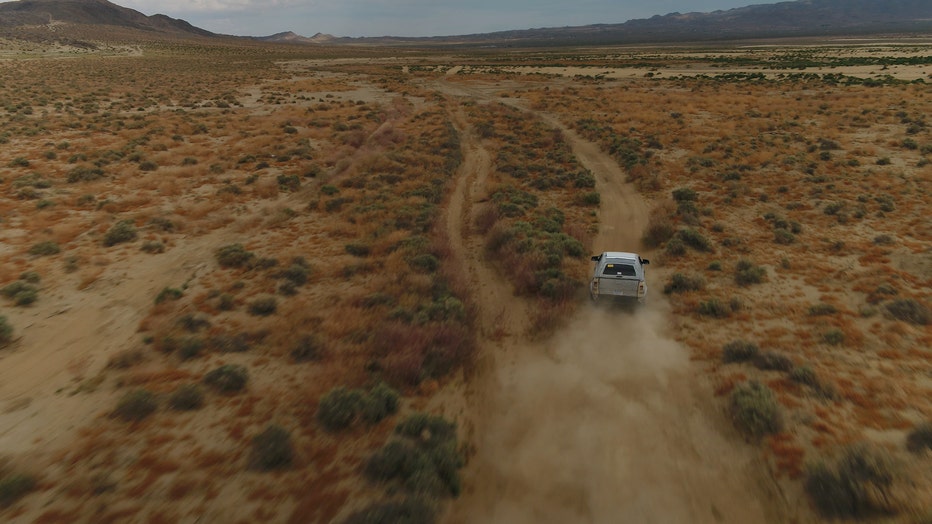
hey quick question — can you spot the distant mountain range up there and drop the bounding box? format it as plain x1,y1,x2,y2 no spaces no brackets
0,0,930,46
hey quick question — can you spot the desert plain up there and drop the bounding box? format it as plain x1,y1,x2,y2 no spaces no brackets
0,37,930,523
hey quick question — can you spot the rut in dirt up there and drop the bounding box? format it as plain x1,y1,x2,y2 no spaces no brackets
438,85,789,524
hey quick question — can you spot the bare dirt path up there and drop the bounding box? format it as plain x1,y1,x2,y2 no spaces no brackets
438,80,794,523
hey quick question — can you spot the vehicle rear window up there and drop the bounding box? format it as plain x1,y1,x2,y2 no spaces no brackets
602,263,637,277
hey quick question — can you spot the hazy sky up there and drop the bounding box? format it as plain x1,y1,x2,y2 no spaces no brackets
118,0,759,38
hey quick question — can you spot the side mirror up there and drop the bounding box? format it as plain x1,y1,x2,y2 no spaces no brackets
641,258,650,265
591,255,602,262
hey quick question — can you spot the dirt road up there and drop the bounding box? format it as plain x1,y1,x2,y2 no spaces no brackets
438,81,790,523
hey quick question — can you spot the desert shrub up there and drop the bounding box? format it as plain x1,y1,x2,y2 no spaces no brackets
822,329,845,346
698,299,731,318
177,313,210,332
729,381,782,439
643,215,675,248
707,260,722,271
366,413,462,497
0,316,12,347
66,165,104,183
408,254,439,273
0,474,35,508
663,273,705,294
177,337,205,360
113,389,157,422
277,174,300,191
672,187,697,202
203,364,248,393
735,260,766,286
250,425,293,471
208,333,250,353
664,236,686,257
279,263,309,285
753,351,794,372
168,384,204,411
103,220,137,247
149,217,176,232
808,303,838,316
139,161,158,172
19,272,39,284
291,335,323,362
361,382,401,424
141,241,165,254
248,296,278,316
773,229,796,245
805,444,898,518
217,294,236,311
317,387,365,431
885,299,930,325
215,243,255,268
906,423,932,453
722,340,759,363
344,498,435,524
1,281,37,306
345,242,371,257
279,282,298,296
577,191,600,206
28,241,60,256
677,228,713,252
395,413,457,445
790,366,820,387
155,287,183,304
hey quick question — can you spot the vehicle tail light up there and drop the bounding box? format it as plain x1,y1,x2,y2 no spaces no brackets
638,281,646,298
591,280,599,295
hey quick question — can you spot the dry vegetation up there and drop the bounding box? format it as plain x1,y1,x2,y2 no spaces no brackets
0,39,930,522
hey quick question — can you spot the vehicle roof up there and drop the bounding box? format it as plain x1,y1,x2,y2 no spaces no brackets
601,251,640,260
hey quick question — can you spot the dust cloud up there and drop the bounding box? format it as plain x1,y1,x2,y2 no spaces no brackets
449,300,772,524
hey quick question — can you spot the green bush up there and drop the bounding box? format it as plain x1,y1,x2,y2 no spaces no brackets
203,365,248,393
344,498,435,524
103,220,137,247
663,273,705,294
805,444,897,518
141,241,165,254
178,337,205,360
729,381,782,439
1,281,38,307
0,474,35,508
365,413,463,497
672,187,697,202
773,229,796,245
677,228,713,252
28,241,60,256
698,299,731,318
0,316,12,347
250,425,293,471
168,384,204,411
155,287,183,304
753,351,794,372
906,422,932,454
345,242,371,257
248,296,278,316
885,298,930,325
790,366,820,388
735,260,766,286
722,340,759,363
215,243,255,268
291,335,323,362
317,387,364,431
664,236,686,257
808,303,838,316
113,389,157,422
362,382,400,424
279,263,309,285
822,329,845,346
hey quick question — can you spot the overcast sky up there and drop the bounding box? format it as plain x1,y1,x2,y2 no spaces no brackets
118,1,759,38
